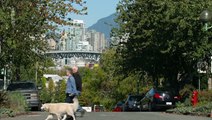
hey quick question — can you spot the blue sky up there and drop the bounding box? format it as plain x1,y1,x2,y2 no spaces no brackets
69,0,119,28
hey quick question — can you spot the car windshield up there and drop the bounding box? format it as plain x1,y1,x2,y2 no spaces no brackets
7,83,36,91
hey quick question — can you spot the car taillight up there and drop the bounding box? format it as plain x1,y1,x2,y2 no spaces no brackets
154,93,162,99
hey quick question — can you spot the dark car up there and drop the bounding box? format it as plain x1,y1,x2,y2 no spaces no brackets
7,82,41,110
140,88,177,111
123,95,144,111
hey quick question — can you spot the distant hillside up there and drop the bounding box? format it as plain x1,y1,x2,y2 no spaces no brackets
88,13,118,39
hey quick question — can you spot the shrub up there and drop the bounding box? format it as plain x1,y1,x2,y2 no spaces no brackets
8,92,28,113
0,92,27,117
0,91,9,108
40,77,51,103
168,102,212,116
199,90,212,103
54,80,66,102
179,84,195,102
0,108,15,117
40,77,66,103
48,79,55,102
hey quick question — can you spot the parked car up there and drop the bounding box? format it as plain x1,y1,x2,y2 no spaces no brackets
7,82,41,110
123,95,144,111
140,88,177,111
112,101,125,112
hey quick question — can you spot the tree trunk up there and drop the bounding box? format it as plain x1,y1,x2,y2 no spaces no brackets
153,75,158,88
208,77,212,90
15,66,21,81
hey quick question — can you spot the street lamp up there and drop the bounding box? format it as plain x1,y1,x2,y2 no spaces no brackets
200,10,212,30
0,21,3,54
0,36,3,54
199,9,212,90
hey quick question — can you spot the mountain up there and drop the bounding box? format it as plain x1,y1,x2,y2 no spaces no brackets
88,13,118,39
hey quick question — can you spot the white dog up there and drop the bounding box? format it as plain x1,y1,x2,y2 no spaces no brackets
41,97,79,120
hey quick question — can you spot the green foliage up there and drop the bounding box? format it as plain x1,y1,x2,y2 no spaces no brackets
48,79,55,94
48,79,55,102
44,68,67,77
176,98,192,108
40,77,51,103
199,90,212,103
0,0,87,80
57,80,66,102
40,49,151,109
0,108,15,117
8,92,28,113
168,102,212,116
77,49,152,110
53,80,66,103
0,91,9,108
115,0,212,88
39,77,67,103
169,90,212,116
0,92,27,117
7,92,28,114
179,84,195,101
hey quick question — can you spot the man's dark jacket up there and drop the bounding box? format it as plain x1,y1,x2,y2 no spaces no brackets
73,72,82,92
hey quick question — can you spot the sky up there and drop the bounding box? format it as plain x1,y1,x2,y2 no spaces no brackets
69,0,120,28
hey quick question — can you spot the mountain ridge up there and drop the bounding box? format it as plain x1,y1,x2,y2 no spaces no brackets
88,13,118,39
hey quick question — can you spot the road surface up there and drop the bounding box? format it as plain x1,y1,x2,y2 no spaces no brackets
1,112,211,120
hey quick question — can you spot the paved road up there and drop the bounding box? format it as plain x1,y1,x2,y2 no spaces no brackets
1,112,211,120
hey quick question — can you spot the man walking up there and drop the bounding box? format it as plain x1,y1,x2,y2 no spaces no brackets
72,66,86,117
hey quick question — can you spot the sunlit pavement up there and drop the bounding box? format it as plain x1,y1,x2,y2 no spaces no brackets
1,112,211,120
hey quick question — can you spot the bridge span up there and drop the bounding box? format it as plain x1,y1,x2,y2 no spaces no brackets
45,50,102,61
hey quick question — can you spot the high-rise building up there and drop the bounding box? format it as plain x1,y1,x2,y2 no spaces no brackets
68,20,85,51
86,30,108,52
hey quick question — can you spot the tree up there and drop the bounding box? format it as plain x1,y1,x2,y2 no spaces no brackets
48,79,55,102
0,0,86,81
40,77,51,103
58,80,66,102
52,79,66,103
48,79,55,93
115,0,212,89
78,49,151,109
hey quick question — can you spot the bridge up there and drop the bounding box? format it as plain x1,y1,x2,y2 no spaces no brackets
45,50,102,61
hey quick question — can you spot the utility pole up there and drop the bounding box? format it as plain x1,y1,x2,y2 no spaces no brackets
35,61,38,84
3,67,7,90
0,37,2,54
0,21,3,54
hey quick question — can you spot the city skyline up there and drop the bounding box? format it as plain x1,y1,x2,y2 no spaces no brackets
47,19,108,67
